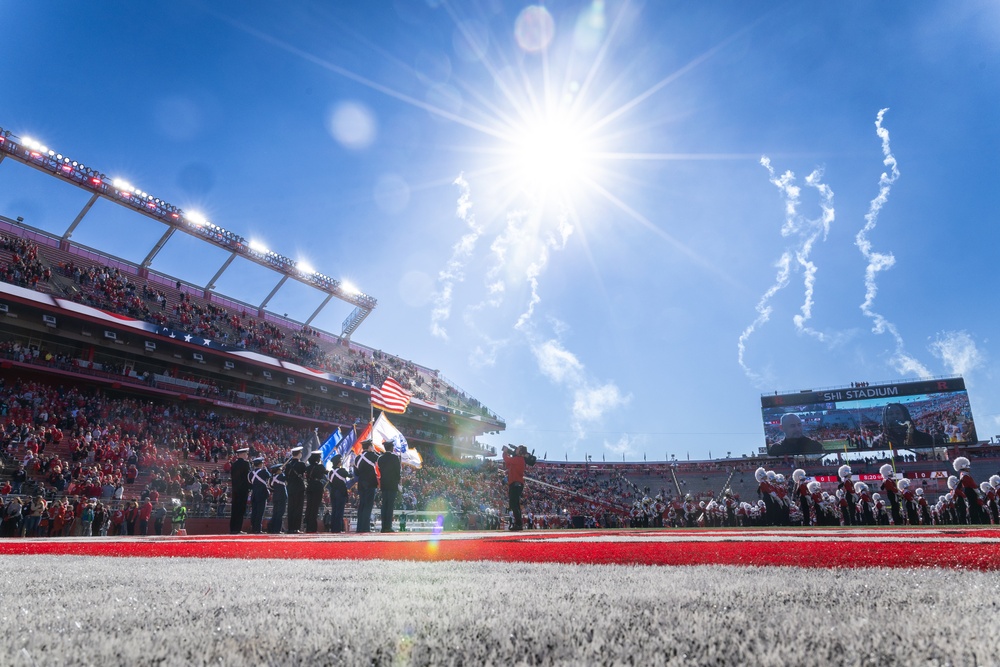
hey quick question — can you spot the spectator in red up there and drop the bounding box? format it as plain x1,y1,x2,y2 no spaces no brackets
138,498,153,535
110,504,125,535
123,500,139,535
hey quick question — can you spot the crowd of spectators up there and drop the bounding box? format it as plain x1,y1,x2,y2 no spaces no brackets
43,252,490,417
0,234,50,289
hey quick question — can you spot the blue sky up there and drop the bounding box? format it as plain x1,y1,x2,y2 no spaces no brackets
2,1,999,462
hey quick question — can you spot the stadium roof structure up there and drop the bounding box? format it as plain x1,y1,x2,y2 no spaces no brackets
0,125,376,338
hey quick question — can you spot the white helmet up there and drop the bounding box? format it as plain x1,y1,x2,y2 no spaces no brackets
879,464,894,479
838,464,852,479
754,467,767,482
914,487,924,496
953,456,971,472
807,481,821,494
766,470,777,482
792,469,806,483
947,475,958,490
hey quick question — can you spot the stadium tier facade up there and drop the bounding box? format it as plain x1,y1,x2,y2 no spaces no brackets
0,124,504,462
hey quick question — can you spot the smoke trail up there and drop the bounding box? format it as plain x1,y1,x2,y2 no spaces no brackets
793,170,835,341
515,211,573,331
739,156,835,380
430,174,484,339
854,109,931,378
737,251,791,382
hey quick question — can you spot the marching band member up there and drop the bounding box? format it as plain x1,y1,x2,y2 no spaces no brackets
986,475,1000,524
774,474,790,525
837,465,857,526
879,464,903,526
947,475,968,524
953,457,984,524
872,493,887,526
898,478,917,526
915,487,931,526
806,481,823,526
793,470,811,526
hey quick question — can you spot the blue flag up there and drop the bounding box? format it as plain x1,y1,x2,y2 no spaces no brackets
320,427,343,465
335,426,357,461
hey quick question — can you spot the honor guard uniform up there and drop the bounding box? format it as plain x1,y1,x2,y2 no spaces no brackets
304,450,326,533
377,445,401,532
285,446,307,533
267,464,287,534
229,447,252,534
327,454,355,533
249,456,271,534
354,440,380,533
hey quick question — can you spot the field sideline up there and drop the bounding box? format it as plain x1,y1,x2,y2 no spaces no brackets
2,528,997,666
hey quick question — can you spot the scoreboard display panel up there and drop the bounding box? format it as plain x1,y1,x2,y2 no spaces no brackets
761,378,977,456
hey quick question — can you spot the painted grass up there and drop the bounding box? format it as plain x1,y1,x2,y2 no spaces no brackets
0,556,995,666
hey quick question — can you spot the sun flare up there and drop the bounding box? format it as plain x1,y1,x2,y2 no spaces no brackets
508,114,597,198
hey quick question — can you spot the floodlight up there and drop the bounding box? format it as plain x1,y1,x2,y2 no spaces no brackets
186,211,207,226
297,261,315,275
249,240,269,254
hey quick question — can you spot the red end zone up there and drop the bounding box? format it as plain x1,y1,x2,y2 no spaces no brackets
3,528,999,569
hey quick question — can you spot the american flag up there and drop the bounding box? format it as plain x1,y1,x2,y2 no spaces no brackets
371,376,412,414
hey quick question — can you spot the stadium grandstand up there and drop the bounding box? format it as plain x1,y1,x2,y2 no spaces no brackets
2,124,999,536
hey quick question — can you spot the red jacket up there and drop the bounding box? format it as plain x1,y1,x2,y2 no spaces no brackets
503,452,526,484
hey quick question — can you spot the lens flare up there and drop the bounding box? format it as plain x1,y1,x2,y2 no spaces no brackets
509,115,595,197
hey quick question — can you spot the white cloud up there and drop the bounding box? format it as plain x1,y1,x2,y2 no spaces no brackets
531,338,631,440
532,339,583,384
573,383,630,423
604,433,633,454
430,174,485,339
930,331,984,376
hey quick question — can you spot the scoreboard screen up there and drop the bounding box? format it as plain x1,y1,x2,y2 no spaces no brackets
761,378,977,456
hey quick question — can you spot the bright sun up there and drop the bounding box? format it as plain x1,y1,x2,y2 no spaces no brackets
509,115,596,197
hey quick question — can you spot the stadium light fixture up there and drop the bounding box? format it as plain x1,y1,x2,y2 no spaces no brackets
0,122,378,320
